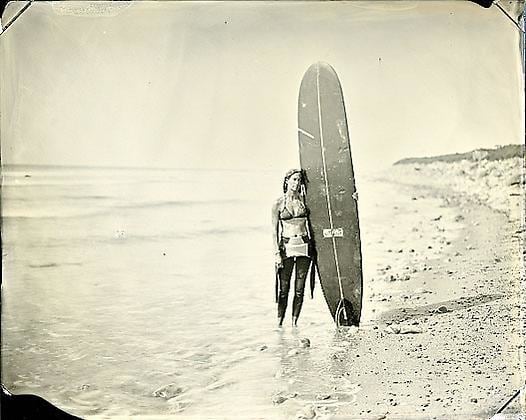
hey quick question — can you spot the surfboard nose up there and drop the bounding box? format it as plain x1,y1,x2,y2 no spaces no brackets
315,61,334,70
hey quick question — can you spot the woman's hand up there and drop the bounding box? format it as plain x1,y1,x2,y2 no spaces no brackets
274,252,283,272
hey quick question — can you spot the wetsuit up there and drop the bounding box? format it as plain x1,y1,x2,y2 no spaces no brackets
277,199,312,321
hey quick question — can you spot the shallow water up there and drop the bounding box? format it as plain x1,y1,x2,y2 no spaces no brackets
1,166,463,417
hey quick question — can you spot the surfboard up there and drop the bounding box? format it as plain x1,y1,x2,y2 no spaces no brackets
298,62,363,326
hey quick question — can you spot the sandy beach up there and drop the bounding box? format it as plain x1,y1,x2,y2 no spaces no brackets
1,150,524,419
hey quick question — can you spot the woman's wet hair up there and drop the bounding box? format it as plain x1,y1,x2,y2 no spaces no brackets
283,169,305,193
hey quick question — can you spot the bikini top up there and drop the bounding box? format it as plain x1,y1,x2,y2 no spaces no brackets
279,198,308,221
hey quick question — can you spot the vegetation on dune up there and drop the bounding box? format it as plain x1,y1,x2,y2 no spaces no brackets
394,144,525,166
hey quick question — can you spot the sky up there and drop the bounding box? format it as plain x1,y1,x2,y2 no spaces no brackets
1,1,524,173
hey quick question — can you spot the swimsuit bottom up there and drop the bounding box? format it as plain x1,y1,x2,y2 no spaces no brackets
282,235,310,258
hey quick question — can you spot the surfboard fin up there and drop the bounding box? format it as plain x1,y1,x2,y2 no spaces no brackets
335,298,359,327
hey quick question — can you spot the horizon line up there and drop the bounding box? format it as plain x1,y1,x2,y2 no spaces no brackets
0,163,280,172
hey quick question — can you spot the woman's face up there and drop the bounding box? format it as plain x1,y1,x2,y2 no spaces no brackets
286,172,302,192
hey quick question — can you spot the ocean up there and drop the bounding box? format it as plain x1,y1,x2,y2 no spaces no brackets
1,165,462,418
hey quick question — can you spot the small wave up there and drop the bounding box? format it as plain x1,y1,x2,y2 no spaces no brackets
101,232,193,243
2,195,113,203
2,212,108,220
2,199,248,220
28,262,83,269
95,225,266,244
199,225,266,236
62,195,113,201
28,263,58,269
113,198,244,211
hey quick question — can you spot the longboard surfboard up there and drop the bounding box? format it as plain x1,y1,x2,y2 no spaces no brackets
298,62,363,326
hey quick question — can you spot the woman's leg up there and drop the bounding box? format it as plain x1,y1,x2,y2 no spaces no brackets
278,257,294,325
292,256,311,325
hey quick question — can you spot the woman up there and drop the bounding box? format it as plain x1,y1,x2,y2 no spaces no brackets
272,169,316,327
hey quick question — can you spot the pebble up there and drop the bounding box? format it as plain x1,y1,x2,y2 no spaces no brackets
316,393,332,400
299,338,311,348
384,324,401,334
284,392,298,399
384,323,423,334
287,349,300,357
272,394,287,404
436,306,450,313
400,326,423,334
414,288,432,294
152,383,186,399
385,273,411,282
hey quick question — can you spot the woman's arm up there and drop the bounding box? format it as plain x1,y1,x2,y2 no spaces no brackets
271,198,283,268
271,199,281,254
305,217,312,239
303,198,313,240
305,211,317,254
